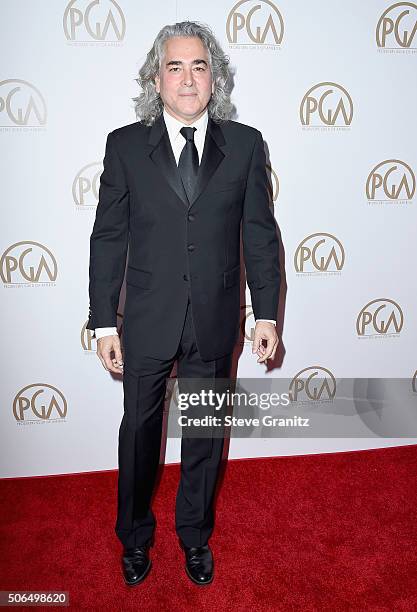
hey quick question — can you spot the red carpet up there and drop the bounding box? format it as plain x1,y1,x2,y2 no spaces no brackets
1,445,417,611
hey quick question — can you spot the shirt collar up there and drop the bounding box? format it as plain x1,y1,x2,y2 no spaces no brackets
163,108,208,142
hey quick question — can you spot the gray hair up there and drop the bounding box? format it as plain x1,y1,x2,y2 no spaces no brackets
133,21,234,126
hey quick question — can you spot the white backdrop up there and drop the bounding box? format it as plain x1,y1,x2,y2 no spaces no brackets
2,0,416,478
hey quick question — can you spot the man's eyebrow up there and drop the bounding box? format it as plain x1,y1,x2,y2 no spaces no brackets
165,59,208,66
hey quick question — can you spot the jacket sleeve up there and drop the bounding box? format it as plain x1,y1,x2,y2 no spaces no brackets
242,130,280,321
86,131,130,336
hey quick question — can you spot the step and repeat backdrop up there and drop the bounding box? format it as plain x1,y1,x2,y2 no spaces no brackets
2,1,416,477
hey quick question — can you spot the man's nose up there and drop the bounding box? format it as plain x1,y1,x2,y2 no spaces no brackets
182,67,194,86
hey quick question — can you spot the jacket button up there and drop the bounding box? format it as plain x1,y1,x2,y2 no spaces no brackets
183,274,189,281
188,214,195,221
187,244,195,252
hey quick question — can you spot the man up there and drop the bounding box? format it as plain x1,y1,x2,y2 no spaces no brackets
87,21,280,586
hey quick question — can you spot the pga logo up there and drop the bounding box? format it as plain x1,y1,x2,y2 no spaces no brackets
63,0,126,42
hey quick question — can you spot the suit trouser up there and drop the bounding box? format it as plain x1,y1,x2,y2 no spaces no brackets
115,293,233,549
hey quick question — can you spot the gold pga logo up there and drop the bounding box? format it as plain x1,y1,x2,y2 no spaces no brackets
81,322,98,352
1,241,57,285
13,384,67,423
226,0,284,47
63,0,126,42
294,233,345,274
376,2,417,49
366,159,415,203
239,305,256,344
289,367,336,402
0,79,47,127
300,82,353,128
266,163,279,202
73,162,103,207
81,312,123,351
356,299,404,337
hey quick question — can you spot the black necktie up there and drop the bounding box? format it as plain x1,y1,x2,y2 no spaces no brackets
178,126,199,203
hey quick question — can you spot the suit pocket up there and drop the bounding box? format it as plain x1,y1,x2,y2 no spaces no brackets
224,264,240,289
126,264,152,289
209,178,246,194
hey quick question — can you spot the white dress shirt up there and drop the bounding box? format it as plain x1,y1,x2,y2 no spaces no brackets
94,108,275,340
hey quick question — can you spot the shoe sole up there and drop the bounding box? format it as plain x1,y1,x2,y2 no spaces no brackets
185,564,213,586
123,559,152,587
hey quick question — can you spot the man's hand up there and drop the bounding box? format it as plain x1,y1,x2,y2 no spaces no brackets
252,321,279,363
97,334,124,374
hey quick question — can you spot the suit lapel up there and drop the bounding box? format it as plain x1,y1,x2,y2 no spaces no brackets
148,114,188,206
147,113,226,210
189,118,226,210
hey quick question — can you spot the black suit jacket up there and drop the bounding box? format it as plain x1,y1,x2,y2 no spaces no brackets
86,113,280,361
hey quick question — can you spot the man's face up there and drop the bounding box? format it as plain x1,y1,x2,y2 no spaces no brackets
155,36,214,124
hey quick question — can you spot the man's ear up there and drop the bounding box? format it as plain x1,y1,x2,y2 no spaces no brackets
155,74,160,93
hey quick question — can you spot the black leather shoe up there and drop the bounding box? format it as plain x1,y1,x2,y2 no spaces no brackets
121,541,152,586
181,543,213,585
